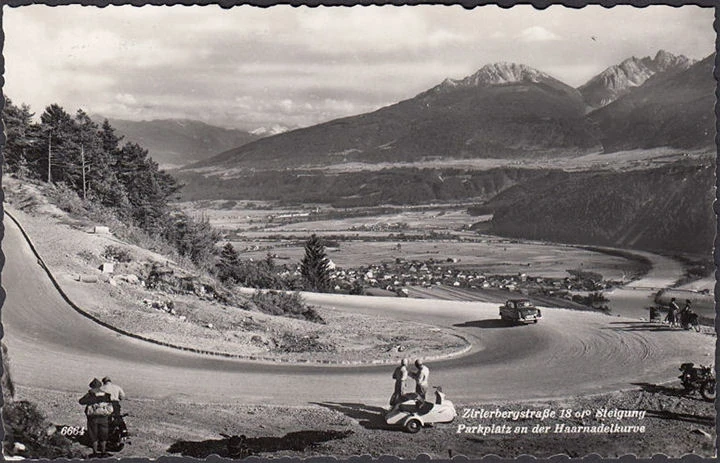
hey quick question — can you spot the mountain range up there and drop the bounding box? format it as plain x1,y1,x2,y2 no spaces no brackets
187,62,601,170
182,51,712,173
101,117,260,169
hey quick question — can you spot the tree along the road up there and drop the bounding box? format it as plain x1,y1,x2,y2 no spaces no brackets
2,98,40,174
301,234,331,293
216,242,241,283
2,99,219,269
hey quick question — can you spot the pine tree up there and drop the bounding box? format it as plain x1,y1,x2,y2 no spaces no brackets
99,119,123,155
300,234,330,292
73,110,102,200
2,98,40,174
216,243,240,283
39,104,80,187
107,140,181,230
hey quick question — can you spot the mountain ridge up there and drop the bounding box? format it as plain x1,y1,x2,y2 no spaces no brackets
179,51,714,174
578,50,694,109
588,53,715,152
99,117,261,169
184,61,601,172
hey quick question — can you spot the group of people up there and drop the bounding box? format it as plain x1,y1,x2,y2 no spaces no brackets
78,376,125,458
390,359,430,406
664,297,694,327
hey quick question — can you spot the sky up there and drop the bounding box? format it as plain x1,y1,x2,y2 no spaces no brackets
3,5,715,132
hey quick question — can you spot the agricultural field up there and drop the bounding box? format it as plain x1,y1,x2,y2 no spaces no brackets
179,201,647,282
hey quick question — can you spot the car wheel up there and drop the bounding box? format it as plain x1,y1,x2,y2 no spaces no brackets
405,419,422,433
533,319,538,324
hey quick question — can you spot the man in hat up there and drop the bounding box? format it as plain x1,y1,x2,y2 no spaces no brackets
100,376,125,416
410,359,430,400
390,359,409,406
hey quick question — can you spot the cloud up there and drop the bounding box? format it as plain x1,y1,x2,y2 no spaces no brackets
3,5,714,130
115,93,137,106
518,26,561,42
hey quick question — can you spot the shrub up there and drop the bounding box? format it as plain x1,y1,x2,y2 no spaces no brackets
275,332,336,353
76,250,95,263
160,211,222,271
102,245,132,263
235,258,296,290
3,400,83,459
572,291,609,309
566,269,604,283
349,280,365,295
2,342,15,402
251,290,325,324
47,182,88,216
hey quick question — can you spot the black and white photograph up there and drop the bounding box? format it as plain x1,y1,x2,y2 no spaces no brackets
0,3,716,459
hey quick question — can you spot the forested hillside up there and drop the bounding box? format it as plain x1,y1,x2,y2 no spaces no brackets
2,98,219,269
174,167,548,207
489,161,715,254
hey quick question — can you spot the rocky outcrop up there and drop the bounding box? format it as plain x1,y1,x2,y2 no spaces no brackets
579,50,694,109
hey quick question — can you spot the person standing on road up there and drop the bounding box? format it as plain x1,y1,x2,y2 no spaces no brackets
79,378,113,458
101,376,125,416
678,299,693,326
411,360,430,400
666,298,679,327
390,359,409,406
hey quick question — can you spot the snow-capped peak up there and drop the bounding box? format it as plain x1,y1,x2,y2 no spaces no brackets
251,124,291,136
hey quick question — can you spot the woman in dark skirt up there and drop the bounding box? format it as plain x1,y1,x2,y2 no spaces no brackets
79,378,113,457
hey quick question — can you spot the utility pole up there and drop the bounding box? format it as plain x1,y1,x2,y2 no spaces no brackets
81,143,86,200
47,132,52,183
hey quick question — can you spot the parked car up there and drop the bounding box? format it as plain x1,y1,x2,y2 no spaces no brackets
499,299,542,324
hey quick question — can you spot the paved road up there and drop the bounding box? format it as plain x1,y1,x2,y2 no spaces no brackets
604,249,693,320
2,214,713,406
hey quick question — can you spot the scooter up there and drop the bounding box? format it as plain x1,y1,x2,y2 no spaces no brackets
384,387,457,433
679,363,715,402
